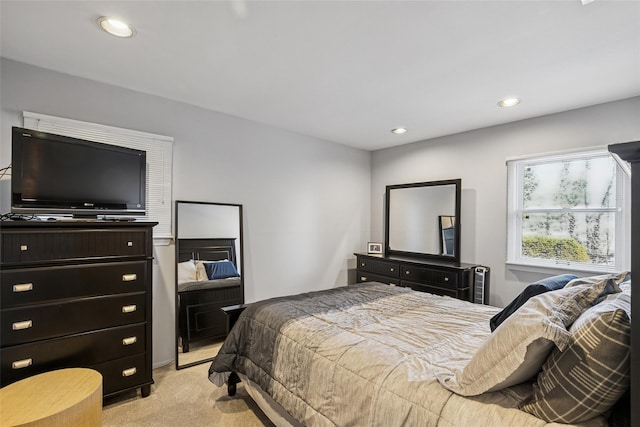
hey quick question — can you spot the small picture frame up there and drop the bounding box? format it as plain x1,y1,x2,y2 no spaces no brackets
367,242,383,254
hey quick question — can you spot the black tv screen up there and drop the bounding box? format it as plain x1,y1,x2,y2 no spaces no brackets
11,127,146,217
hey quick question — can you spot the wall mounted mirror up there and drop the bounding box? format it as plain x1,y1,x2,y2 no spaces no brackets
175,201,244,369
385,179,461,263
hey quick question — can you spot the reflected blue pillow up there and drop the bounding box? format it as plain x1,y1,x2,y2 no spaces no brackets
489,274,578,332
204,260,240,280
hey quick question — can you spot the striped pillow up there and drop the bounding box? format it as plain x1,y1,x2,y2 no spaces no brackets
521,291,631,423
436,274,620,396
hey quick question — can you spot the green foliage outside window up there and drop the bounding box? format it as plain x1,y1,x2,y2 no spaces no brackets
522,236,590,263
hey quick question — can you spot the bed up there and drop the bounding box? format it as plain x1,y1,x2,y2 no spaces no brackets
176,238,242,352
209,276,630,426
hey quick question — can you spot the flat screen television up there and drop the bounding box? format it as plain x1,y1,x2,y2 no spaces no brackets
11,126,146,217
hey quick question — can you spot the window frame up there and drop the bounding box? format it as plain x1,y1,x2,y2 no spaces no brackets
506,147,630,274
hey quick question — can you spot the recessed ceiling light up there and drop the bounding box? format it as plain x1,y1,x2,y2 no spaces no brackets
391,127,408,135
497,97,521,108
97,17,135,38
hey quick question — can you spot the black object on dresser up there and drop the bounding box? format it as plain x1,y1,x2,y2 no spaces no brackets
354,253,489,303
0,220,156,398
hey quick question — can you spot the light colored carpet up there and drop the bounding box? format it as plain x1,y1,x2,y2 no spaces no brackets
102,360,274,426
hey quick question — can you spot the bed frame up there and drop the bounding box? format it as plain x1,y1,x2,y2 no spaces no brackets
608,141,639,426
177,238,243,352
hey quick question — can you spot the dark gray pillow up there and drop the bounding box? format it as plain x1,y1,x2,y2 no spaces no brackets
489,274,578,332
521,292,631,423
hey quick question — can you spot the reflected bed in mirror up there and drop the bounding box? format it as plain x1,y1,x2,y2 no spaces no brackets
175,201,244,369
385,179,461,262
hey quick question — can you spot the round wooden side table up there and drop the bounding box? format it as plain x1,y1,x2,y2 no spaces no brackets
0,368,102,427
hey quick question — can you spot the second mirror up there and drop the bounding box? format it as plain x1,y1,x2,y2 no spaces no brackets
175,201,244,369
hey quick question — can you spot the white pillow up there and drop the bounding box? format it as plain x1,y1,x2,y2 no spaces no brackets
436,273,623,396
177,260,197,285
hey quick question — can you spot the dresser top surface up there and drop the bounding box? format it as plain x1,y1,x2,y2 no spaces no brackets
354,252,481,270
1,219,158,230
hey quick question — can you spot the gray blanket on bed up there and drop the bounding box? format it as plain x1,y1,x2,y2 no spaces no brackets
208,283,604,427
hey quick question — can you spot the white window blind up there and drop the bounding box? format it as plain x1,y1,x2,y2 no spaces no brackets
23,112,173,240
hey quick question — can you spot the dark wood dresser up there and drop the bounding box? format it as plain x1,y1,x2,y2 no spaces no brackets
0,220,156,398
354,253,488,303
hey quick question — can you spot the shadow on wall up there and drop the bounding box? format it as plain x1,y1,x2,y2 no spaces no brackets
347,267,357,285
461,188,477,263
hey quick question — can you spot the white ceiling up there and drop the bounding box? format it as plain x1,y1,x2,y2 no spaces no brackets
1,1,639,151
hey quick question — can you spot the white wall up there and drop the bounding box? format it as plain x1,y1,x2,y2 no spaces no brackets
371,96,640,307
0,58,371,367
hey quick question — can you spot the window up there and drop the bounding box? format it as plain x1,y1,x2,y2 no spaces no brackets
507,149,630,273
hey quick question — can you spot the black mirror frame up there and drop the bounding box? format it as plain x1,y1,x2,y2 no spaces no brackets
384,179,461,263
174,200,244,370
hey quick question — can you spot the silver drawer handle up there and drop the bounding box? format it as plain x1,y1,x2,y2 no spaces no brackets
12,320,33,330
122,274,137,282
361,262,365,267
122,336,138,345
12,358,32,369
444,277,449,282
20,245,28,251
405,271,410,275
122,305,137,313
127,241,133,247
360,276,367,281
13,283,33,293
390,268,394,272
122,367,137,377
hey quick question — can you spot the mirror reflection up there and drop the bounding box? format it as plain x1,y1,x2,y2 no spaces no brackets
439,215,456,255
386,179,461,262
175,201,244,369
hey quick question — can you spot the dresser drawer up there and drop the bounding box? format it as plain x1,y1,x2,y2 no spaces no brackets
401,280,461,298
0,323,146,387
356,257,400,278
1,293,146,346
1,228,150,265
92,353,150,396
1,261,149,308
401,265,460,289
356,272,400,286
